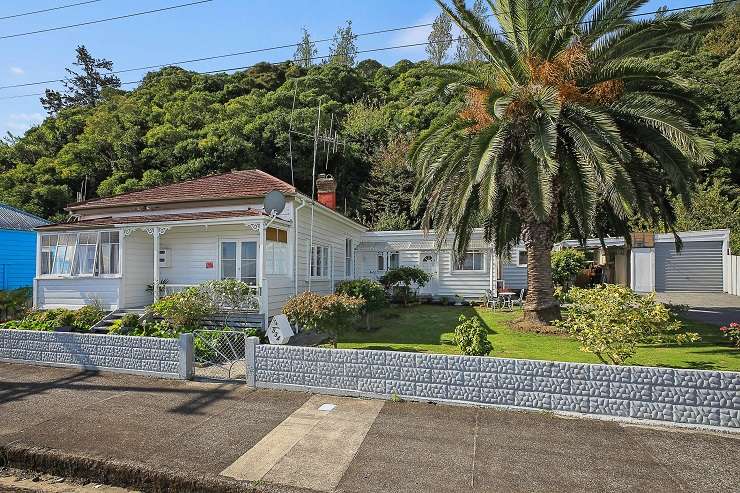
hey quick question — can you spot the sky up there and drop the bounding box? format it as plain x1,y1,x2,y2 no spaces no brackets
0,0,700,136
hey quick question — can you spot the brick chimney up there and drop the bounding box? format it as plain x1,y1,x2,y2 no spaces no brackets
316,174,337,210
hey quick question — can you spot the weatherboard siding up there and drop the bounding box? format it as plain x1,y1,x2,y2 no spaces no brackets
37,278,121,310
0,229,37,289
122,230,154,308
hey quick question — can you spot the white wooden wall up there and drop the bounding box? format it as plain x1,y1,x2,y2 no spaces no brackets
725,255,740,295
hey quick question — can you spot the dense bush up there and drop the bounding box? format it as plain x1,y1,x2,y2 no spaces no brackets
283,291,364,347
453,315,492,356
551,249,586,290
379,266,430,306
335,279,386,330
150,286,216,330
556,285,699,365
720,322,740,348
201,279,260,313
0,287,32,322
1,304,104,332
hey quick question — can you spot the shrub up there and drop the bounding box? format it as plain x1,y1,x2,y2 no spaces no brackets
0,287,32,322
109,313,142,335
71,304,106,332
453,315,492,356
336,279,386,330
283,291,364,347
151,287,216,329
551,248,586,290
200,279,260,313
556,285,699,365
378,266,430,306
720,322,740,348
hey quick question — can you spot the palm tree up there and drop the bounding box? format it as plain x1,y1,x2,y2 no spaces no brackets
411,0,722,324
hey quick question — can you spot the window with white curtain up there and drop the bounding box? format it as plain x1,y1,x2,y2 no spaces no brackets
310,245,330,278
98,231,120,275
265,227,289,276
51,233,77,275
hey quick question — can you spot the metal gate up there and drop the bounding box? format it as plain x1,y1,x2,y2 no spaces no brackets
655,241,723,292
192,330,250,381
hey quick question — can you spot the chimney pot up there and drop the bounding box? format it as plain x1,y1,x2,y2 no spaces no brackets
316,174,337,210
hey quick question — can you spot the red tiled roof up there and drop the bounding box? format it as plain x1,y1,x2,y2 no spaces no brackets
37,209,265,231
67,169,296,211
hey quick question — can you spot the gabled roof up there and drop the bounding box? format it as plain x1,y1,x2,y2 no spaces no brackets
36,209,266,231
0,204,49,231
67,169,296,211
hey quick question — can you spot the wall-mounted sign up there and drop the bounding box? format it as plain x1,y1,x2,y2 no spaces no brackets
205,261,214,269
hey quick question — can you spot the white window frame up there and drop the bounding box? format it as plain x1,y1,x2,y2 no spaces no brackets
376,251,399,272
265,228,289,277
310,244,331,279
219,238,258,286
454,250,486,272
74,232,99,277
39,230,121,279
516,248,528,267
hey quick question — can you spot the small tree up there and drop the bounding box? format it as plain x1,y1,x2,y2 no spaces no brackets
151,287,216,330
282,291,364,348
453,314,492,356
426,11,453,65
551,249,586,290
557,285,699,365
379,266,430,306
336,279,386,330
329,20,358,67
294,28,317,68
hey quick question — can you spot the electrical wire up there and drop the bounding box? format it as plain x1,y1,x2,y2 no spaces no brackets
0,0,105,21
0,0,731,101
0,0,214,40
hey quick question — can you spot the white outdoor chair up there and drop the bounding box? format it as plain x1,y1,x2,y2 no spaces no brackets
511,289,525,308
484,289,500,310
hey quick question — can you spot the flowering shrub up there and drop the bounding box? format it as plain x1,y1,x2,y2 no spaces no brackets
556,285,699,365
720,322,740,348
335,279,386,330
200,279,260,313
283,291,364,347
453,315,492,356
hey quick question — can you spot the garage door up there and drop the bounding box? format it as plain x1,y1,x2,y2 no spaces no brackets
655,241,723,292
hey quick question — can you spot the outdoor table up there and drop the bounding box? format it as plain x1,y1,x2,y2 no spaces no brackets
498,291,515,310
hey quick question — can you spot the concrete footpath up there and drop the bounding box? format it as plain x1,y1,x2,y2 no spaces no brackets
0,362,738,493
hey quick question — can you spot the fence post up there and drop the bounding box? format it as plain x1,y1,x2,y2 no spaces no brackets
178,333,193,380
245,335,259,387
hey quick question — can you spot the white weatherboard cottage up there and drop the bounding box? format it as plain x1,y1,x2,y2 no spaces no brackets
32,169,733,323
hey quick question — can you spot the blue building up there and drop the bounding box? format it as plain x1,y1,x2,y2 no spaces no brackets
0,204,49,290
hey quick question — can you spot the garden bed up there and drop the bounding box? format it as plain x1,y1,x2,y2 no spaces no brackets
331,305,740,371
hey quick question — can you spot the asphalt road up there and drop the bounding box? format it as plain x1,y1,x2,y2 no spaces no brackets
1,363,738,493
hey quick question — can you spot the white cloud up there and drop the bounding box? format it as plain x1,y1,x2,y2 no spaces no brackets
9,66,24,76
6,112,45,133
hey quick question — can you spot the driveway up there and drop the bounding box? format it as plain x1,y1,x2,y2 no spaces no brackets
1,363,738,493
655,292,740,326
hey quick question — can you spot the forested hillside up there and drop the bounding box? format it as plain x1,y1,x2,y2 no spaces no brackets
0,7,738,239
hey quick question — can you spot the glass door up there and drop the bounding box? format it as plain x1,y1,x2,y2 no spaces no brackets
221,240,258,285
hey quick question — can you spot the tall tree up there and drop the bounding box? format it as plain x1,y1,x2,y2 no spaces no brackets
329,20,358,67
294,28,317,68
427,12,454,65
412,0,721,324
454,0,486,63
41,45,120,115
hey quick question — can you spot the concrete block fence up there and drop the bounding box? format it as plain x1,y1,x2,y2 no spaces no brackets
247,339,740,430
0,329,193,379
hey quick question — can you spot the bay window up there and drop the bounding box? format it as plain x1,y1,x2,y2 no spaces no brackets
265,227,289,276
310,245,330,278
40,231,119,277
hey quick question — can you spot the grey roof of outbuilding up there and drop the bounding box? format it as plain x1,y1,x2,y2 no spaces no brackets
0,204,49,231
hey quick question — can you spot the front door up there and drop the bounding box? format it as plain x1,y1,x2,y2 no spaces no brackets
220,240,258,285
419,253,437,294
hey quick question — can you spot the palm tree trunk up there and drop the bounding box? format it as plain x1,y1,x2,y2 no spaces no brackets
522,220,561,324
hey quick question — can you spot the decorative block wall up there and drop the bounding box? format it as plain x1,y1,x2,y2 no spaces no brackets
0,330,192,379
253,344,740,429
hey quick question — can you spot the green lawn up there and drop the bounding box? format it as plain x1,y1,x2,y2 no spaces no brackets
335,305,740,371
